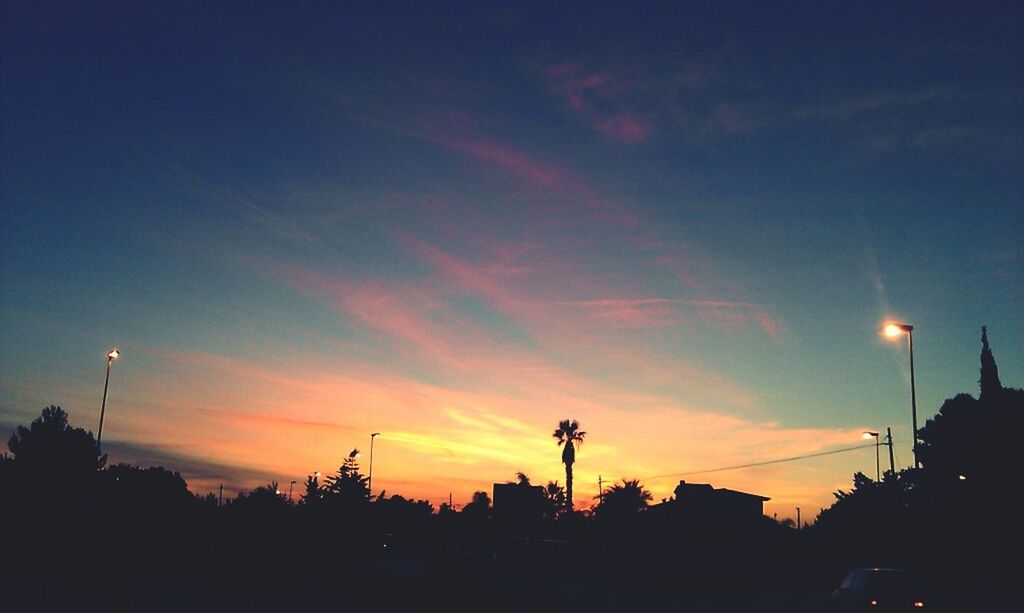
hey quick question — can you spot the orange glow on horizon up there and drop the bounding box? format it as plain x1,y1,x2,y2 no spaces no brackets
64,344,884,519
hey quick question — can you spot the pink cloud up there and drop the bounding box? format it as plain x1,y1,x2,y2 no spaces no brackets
708,102,755,135
594,113,651,144
275,266,499,371
544,62,654,144
420,130,640,227
436,137,565,188
696,303,784,340
556,297,783,340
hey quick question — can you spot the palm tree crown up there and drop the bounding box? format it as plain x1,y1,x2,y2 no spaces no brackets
553,419,586,511
596,478,652,520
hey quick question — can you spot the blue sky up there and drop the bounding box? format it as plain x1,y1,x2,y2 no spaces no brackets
2,1,1021,517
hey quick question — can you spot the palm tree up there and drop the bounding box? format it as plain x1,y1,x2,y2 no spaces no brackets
508,471,532,486
594,478,652,520
553,419,586,511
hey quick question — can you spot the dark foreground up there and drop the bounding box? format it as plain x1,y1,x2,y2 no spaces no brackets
5,539,1009,613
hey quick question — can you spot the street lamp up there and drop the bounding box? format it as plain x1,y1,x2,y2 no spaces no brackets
863,431,880,482
884,322,919,468
368,432,380,498
289,480,296,502
96,348,120,451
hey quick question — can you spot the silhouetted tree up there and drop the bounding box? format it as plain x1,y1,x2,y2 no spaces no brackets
462,490,491,519
507,471,532,486
7,405,105,478
102,463,194,511
918,327,1023,487
594,478,652,520
376,493,434,529
979,325,1002,401
229,481,291,512
324,449,369,503
543,480,566,519
811,471,914,561
198,492,218,508
299,473,323,506
553,419,586,511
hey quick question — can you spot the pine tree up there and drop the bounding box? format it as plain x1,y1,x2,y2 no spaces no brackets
979,326,1003,401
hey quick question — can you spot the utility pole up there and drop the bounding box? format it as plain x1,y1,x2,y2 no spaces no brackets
886,427,896,477
598,475,604,506
449,492,453,509
218,483,223,507
796,507,801,530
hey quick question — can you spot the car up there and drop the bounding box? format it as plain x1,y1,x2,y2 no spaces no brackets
830,568,927,612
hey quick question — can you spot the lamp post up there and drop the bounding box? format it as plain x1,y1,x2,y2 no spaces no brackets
863,431,880,482
289,480,296,502
368,432,380,499
884,323,919,468
96,348,120,451
884,427,895,477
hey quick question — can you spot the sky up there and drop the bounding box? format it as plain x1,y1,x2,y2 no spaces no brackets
2,2,1022,520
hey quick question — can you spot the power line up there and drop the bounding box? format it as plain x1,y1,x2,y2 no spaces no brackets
645,442,879,481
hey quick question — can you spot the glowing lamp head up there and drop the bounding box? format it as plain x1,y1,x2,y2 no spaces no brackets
863,431,879,440
107,348,120,360
884,322,914,337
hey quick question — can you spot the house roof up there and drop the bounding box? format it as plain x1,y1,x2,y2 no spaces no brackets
673,480,770,501
715,488,771,502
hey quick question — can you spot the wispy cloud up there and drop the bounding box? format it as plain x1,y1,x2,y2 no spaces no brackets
102,439,273,498
544,62,654,144
792,87,962,121
422,130,640,227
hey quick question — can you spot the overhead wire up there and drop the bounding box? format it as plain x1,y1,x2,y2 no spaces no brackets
643,442,879,481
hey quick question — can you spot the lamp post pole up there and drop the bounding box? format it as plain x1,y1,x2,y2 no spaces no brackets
885,323,919,468
885,427,895,477
863,431,880,482
97,348,120,451
907,327,919,468
368,432,380,498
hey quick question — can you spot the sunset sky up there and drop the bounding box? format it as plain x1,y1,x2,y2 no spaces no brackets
2,2,1021,520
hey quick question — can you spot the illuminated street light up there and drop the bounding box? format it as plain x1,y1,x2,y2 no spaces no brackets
884,324,904,338
96,347,121,451
368,432,380,499
883,322,919,468
863,431,880,482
